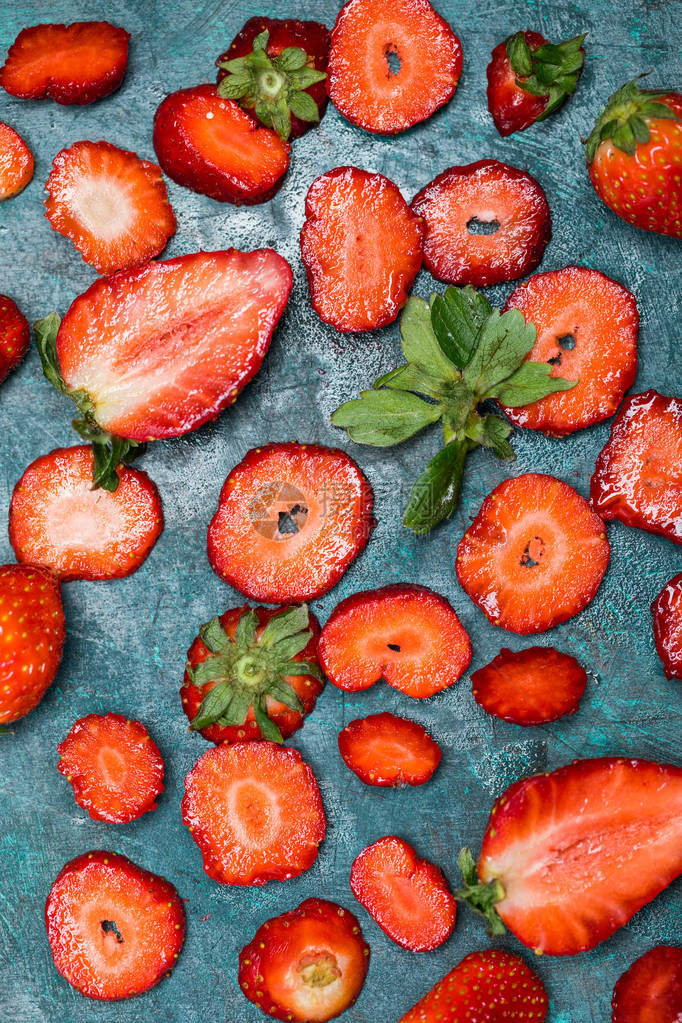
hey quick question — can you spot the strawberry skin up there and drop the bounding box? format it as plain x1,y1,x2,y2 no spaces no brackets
652,573,682,680
472,647,588,725
0,122,34,200
338,712,441,787
0,294,30,382
487,31,548,136
611,945,682,1023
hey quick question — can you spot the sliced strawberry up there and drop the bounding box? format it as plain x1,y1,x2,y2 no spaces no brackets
1,22,130,105
239,898,369,1021
501,266,639,436
472,646,588,725
456,473,610,634
45,850,185,1000
318,584,471,697
338,712,441,787
0,122,34,200
9,445,163,581
652,573,682,680
612,945,682,1023
182,740,326,885
207,442,374,603
327,0,462,134
0,294,30,382
591,390,682,544
301,166,423,332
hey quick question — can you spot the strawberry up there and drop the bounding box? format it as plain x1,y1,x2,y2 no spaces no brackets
471,646,588,726
44,141,176,275
586,79,682,238
182,740,326,886
0,122,34,200
0,294,30,383
652,573,682,680
239,898,369,1021
501,266,639,436
207,442,374,603
153,85,290,205
181,604,323,745
411,160,551,287
611,945,682,1023
350,835,456,952
456,757,682,955
300,166,423,332
591,390,682,544
45,850,185,1000
0,564,65,726
327,0,462,135
399,948,548,1023
1,22,130,105
9,445,163,581
57,713,164,823
318,584,470,697
338,712,441,787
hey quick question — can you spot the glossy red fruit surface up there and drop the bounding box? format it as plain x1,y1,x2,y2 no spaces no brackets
472,646,588,725
652,573,682,680
338,712,441,787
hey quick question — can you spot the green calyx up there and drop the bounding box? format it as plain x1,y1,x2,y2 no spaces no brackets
454,847,506,937
585,75,680,164
507,31,586,122
331,285,577,535
217,30,327,140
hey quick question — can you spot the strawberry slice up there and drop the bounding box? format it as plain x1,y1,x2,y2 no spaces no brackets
652,573,682,680
1,22,130,105
44,141,176,275
0,122,34,200
319,584,471,697
338,712,441,787
58,713,164,823
207,442,374,603
471,646,588,725
327,0,462,134
45,851,185,1000
239,898,369,1021
501,266,639,435
301,166,423,332
411,160,551,287
611,945,682,1023
351,835,456,952
456,473,610,634
182,740,326,886
0,294,30,383
9,445,163,581
591,390,682,544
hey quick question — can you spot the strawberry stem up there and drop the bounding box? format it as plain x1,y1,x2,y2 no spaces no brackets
454,847,506,937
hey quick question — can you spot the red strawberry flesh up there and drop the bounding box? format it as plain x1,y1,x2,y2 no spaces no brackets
338,712,441,786
611,945,682,1023
652,572,682,680
472,646,588,725
0,122,34,199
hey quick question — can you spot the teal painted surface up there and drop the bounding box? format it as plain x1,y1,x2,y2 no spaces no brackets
0,1,680,1021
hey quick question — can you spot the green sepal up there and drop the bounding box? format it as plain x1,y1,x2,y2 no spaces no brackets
372,364,446,399
199,617,231,654
506,31,586,125
403,440,469,534
487,360,578,407
331,389,441,447
454,848,507,937
429,286,492,370
400,297,458,381
462,309,537,394
235,609,259,651
465,414,516,460
585,75,681,164
280,659,324,681
254,696,284,743
190,680,234,731
266,679,305,712
218,689,252,728
259,604,309,648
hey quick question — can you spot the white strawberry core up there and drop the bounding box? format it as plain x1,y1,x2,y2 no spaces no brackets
70,178,135,240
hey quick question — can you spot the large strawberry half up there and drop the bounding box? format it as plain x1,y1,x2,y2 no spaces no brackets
0,122,34,200
652,572,682,680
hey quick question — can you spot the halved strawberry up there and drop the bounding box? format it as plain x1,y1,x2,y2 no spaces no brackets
207,442,374,603
501,266,639,435
45,851,185,1000
338,712,441,787
652,573,682,680
456,473,610,634
301,166,423,332
471,646,588,725
611,945,682,1023
9,446,163,581
153,85,290,204
1,22,130,105
591,390,682,544
351,835,456,952
239,898,369,1021
0,122,34,200
411,160,551,287
182,740,326,885
57,713,164,823
0,294,30,383
44,141,176,275
319,584,471,697
327,0,462,134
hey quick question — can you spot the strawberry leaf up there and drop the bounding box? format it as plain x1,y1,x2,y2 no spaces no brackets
400,297,458,380
403,440,469,534
430,286,492,369
234,609,259,651
462,309,537,394
465,414,515,460
507,31,586,124
373,364,446,399
332,389,442,446
491,361,578,406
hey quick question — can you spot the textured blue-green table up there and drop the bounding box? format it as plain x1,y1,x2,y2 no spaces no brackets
1,1,680,1021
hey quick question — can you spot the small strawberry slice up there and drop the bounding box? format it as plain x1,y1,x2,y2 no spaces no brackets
591,390,682,544
456,473,610,634
338,712,441,787
501,266,639,436
411,159,551,287
208,442,374,603
45,850,185,1000
9,445,163,581
182,740,326,886
652,573,682,680
471,646,588,725
44,141,176,275
301,166,423,332
239,898,369,1021
611,945,682,1023
351,835,456,952
1,22,130,105
58,713,164,823
0,122,34,199
0,294,30,383
327,0,462,135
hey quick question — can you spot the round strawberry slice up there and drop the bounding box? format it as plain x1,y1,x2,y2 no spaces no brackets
411,159,551,287
456,473,610,634
318,584,471,697
9,445,163,581
652,573,682,681
612,945,682,1023
182,740,326,886
207,442,374,603
239,898,369,1021
45,850,185,1000
472,647,588,725
0,293,30,383
0,122,34,200
338,712,441,787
